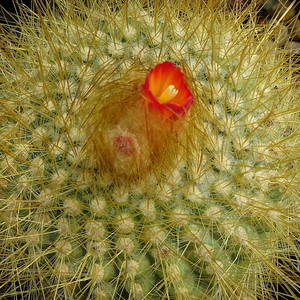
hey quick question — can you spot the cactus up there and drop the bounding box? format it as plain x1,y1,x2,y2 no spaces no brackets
1,0,300,299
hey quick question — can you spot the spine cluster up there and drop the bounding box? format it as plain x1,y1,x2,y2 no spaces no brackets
0,1,300,299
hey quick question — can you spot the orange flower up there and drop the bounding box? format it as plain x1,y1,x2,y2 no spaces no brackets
142,61,193,120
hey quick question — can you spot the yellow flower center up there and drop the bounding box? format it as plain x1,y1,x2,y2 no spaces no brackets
158,85,178,104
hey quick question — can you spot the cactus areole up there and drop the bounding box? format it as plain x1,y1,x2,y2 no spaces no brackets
0,0,300,300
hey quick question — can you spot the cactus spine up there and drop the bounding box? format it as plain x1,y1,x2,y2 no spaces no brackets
1,0,300,299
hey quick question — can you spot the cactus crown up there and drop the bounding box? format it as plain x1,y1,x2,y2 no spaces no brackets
1,0,300,299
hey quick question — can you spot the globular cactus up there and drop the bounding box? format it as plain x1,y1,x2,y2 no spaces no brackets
1,0,300,299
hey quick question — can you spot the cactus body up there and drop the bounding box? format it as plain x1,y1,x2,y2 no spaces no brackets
1,1,300,299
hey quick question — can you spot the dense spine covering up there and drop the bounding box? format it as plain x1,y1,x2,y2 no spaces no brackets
0,0,300,299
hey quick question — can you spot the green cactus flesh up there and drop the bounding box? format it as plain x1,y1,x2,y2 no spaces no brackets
1,1,300,299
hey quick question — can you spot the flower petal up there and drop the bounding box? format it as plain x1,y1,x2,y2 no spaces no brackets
142,61,193,120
